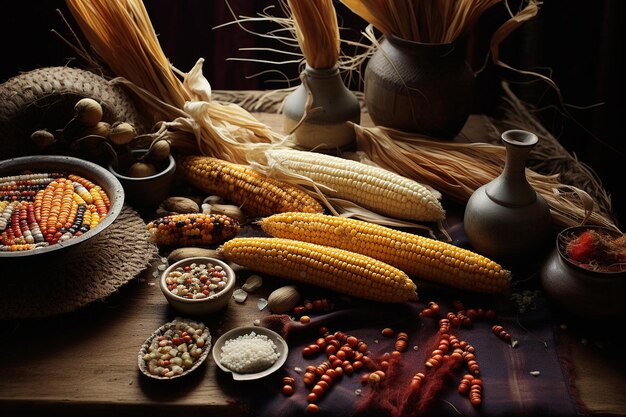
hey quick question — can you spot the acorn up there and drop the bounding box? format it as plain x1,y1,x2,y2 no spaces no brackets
109,122,136,146
74,98,103,127
127,161,157,178
145,139,171,161
83,121,111,138
30,129,56,149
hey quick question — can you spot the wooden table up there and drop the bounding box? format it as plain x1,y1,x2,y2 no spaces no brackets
1,112,624,417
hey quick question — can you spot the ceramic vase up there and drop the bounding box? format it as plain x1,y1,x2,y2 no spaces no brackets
283,64,361,151
364,35,474,139
463,129,552,263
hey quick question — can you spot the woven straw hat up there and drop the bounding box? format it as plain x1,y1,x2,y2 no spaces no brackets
0,66,158,319
0,66,149,160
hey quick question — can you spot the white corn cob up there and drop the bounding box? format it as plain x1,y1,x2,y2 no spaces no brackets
265,149,445,222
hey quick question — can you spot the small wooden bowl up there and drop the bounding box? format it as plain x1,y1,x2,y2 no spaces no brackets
108,149,175,211
138,318,211,380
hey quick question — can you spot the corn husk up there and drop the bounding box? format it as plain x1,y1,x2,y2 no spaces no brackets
339,0,520,43
352,123,619,231
340,0,542,88
287,0,340,69
246,145,444,235
214,1,372,87
65,0,286,164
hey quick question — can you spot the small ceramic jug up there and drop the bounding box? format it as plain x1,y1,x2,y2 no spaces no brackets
283,64,360,151
463,129,552,263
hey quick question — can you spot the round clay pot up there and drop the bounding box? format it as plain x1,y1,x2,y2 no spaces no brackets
540,225,626,318
108,149,175,211
364,35,474,138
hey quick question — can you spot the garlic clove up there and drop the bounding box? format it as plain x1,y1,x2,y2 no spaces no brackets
203,195,224,205
257,298,268,311
233,289,248,303
242,274,263,292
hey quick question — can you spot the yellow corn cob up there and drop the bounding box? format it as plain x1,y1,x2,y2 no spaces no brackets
147,213,241,246
258,213,510,293
178,155,323,218
220,237,418,303
265,149,445,222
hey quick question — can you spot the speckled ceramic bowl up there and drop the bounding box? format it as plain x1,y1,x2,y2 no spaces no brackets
160,257,236,316
0,155,124,258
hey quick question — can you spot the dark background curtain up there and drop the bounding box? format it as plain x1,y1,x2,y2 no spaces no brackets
1,0,624,226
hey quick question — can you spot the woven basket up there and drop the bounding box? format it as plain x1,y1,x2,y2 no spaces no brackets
0,66,149,160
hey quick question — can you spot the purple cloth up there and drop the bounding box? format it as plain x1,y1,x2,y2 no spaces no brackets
223,202,580,416
225,292,580,417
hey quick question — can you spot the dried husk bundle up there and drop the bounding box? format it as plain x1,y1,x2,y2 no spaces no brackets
65,0,286,164
339,0,543,90
287,0,340,69
338,0,537,44
352,123,618,231
215,1,370,86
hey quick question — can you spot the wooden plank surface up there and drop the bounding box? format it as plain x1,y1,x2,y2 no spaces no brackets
0,264,271,417
1,112,624,417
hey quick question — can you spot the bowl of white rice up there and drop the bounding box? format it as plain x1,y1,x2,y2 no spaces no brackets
212,326,288,381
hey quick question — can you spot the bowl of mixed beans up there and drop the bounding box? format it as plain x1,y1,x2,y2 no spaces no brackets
160,256,236,315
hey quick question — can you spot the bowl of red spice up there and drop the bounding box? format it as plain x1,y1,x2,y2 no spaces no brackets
160,256,236,315
558,225,626,273
0,155,124,258
540,225,626,317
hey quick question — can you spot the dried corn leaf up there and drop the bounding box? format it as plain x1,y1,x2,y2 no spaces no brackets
66,0,286,164
288,0,340,69
353,123,619,231
339,0,517,43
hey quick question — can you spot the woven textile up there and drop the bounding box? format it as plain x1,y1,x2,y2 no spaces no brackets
0,205,158,320
0,66,148,160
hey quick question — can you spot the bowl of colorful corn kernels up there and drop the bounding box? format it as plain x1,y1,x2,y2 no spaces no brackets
0,155,124,258
160,257,237,315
